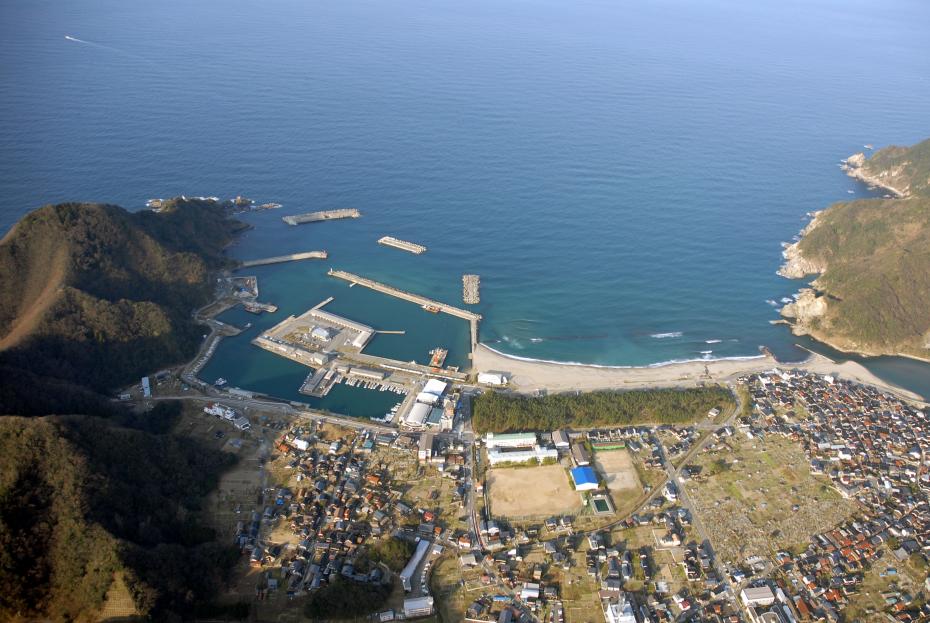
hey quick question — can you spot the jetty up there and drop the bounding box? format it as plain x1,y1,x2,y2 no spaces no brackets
463,274,480,304
240,251,328,267
282,209,360,226
378,236,427,255
242,301,278,314
327,269,481,352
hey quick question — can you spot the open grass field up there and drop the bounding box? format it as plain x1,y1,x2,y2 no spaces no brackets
488,464,581,518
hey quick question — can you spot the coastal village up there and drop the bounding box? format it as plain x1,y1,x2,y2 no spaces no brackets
150,358,930,623
119,197,930,623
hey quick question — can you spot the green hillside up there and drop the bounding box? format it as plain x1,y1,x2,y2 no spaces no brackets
0,200,248,620
782,139,930,358
859,137,930,197
0,199,246,413
0,408,239,621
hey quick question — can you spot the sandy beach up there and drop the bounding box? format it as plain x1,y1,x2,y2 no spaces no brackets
474,344,925,403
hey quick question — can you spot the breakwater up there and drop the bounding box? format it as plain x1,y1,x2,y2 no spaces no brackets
378,236,427,254
327,269,481,355
240,251,328,267
463,274,480,304
282,209,360,225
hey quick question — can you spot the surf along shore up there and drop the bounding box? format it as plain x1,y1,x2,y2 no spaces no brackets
474,343,925,404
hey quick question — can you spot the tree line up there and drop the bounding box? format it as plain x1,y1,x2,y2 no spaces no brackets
471,386,734,433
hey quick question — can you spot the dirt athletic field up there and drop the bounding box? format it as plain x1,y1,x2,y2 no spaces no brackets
593,449,642,493
488,464,581,517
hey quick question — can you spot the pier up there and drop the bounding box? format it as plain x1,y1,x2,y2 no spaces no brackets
463,274,480,304
327,269,481,353
240,251,328,267
282,209,361,226
378,236,427,255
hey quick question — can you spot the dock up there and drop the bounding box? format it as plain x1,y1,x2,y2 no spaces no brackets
463,274,480,304
282,209,361,226
240,251,328,267
378,236,427,255
327,269,481,353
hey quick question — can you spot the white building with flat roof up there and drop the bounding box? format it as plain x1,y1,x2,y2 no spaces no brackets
484,432,537,449
487,446,558,466
741,586,776,608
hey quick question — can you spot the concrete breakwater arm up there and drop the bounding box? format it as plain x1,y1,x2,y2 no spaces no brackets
282,209,361,225
240,251,328,267
327,268,481,355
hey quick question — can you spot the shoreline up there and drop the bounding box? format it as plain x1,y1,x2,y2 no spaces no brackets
474,343,925,404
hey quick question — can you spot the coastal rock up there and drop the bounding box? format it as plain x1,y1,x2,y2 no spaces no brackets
845,152,866,168
780,288,828,334
777,212,826,278
842,150,909,197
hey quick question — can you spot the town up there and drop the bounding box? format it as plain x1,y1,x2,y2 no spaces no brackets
141,364,929,623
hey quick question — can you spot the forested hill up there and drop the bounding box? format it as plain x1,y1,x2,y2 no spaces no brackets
0,408,240,620
0,199,246,414
779,139,930,359
0,199,249,620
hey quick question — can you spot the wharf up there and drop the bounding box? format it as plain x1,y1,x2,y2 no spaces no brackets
327,269,481,353
463,274,480,305
300,368,335,397
240,251,327,267
282,209,360,226
378,236,427,255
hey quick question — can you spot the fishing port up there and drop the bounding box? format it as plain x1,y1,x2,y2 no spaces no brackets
377,236,427,254
463,273,480,304
282,208,361,225
327,268,482,351
239,250,327,267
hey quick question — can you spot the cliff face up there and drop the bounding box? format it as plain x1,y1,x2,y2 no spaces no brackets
779,140,930,360
777,212,827,278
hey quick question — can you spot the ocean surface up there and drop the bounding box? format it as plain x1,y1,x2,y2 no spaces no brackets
2,0,930,409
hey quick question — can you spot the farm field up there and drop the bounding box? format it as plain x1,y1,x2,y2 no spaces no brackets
685,434,856,564
488,464,581,518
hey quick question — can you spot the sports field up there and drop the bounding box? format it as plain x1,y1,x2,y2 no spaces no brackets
593,449,642,493
488,464,581,517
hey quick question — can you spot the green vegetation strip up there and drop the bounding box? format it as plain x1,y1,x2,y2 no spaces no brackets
471,386,734,433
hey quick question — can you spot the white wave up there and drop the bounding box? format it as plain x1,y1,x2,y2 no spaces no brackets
480,343,766,369
650,331,683,339
529,337,543,343
700,350,713,355
780,297,793,303
705,339,722,344
765,299,778,306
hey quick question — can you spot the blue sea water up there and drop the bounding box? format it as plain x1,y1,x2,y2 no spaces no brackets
2,0,930,404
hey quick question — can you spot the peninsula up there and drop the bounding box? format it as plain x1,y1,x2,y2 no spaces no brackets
778,138,930,360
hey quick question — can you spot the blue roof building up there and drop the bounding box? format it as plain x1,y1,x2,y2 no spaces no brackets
570,466,599,491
